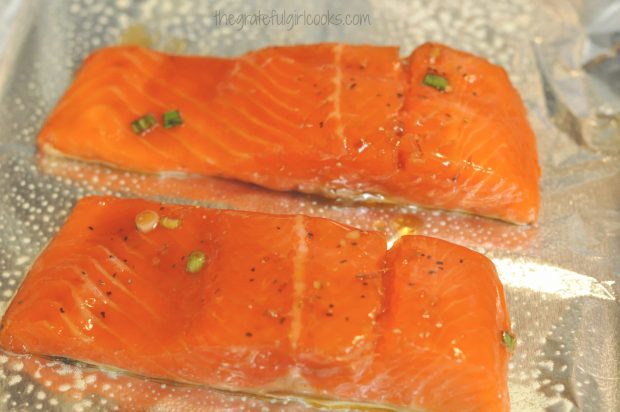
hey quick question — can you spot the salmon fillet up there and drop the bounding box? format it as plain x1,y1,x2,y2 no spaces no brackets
38,43,540,224
0,196,512,411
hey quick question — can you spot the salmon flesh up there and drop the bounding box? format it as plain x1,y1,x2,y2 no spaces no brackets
38,43,540,223
0,196,512,411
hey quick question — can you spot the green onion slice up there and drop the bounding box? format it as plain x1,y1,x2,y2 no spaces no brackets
163,110,183,129
131,113,157,135
422,73,449,91
161,217,181,229
186,250,206,273
502,331,516,352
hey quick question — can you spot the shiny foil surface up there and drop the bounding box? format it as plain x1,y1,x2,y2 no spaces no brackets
0,0,618,411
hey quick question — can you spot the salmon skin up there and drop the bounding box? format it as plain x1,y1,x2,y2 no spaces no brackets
0,196,512,411
38,42,540,224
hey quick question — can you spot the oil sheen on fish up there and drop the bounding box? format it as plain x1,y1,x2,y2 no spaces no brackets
0,196,512,411
37,43,540,224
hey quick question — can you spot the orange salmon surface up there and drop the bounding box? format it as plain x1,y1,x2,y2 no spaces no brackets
0,196,512,411
38,43,540,223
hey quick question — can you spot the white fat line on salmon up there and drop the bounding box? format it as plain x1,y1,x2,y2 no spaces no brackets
48,279,95,344
89,253,159,319
243,57,302,97
58,310,94,344
68,267,153,335
49,277,126,345
69,266,122,312
73,292,128,344
235,69,302,116
289,215,308,350
326,44,345,150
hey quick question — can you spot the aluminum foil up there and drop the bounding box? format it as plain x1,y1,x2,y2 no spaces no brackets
0,0,618,410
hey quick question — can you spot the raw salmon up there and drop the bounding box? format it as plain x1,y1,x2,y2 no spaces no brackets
0,196,512,411
39,156,539,252
38,43,540,224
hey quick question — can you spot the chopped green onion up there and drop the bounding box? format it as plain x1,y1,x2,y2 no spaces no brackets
186,250,206,273
131,114,157,135
161,216,181,229
502,331,516,352
163,110,183,129
422,73,450,91
135,209,159,233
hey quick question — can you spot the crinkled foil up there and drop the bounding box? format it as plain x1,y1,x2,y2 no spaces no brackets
0,0,618,410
